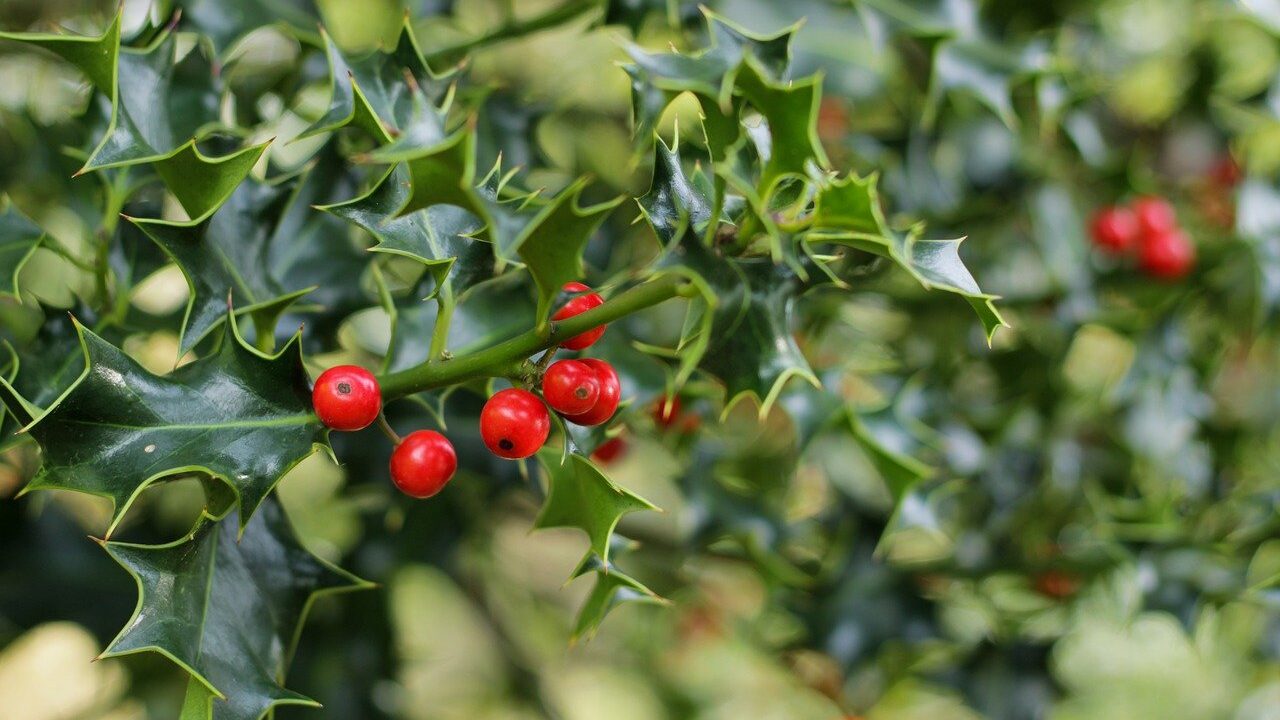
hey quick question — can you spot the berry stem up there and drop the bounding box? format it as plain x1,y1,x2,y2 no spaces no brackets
376,413,402,445
377,274,690,400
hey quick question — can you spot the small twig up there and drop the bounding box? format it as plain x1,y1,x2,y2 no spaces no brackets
376,413,402,445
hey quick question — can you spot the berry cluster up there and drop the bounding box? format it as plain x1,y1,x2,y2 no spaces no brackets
310,283,619,498
1089,196,1195,279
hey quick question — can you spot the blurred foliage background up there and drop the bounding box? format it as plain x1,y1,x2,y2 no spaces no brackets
2,0,1280,718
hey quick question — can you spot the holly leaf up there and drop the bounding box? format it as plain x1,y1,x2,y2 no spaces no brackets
4,313,326,536
387,129,622,274
516,179,624,321
128,178,318,354
0,311,86,449
375,271,530,374
534,451,656,563
809,172,1006,341
267,145,375,344
321,162,489,298
569,554,665,642
623,10,795,113
695,253,820,416
731,58,828,194
0,202,45,299
0,13,268,219
301,20,451,148
102,496,371,720
175,0,320,51
637,137,719,246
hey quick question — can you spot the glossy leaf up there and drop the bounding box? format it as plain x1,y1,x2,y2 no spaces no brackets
1,14,267,218
128,179,318,354
102,496,370,720
321,162,489,297
4,314,325,536
0,202,44,299
301,20,451,148
534,451,656,563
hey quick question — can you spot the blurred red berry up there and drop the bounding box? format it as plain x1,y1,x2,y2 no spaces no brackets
1139,229,1195,279
552,282,606,350
1208,155,1242,189
1131,196,1178,238
653,395,682,428
591,436,628,464
1034,570,1080,600
1089,206,1139,253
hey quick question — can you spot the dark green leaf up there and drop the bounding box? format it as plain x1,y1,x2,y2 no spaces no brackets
0,201,45,299
128,178,317,354
103,496,371,720
7,314,325,536
321,162,489,298
534,451,656,563
569,555,665,642
301,20,451,148
0,14,268,219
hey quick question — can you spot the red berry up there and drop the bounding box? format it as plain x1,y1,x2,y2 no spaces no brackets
1139,229,1195,279
591,436,628,464
542,360,600,416
313,365,381,431
552,282,606,351
1131,196,1177,238
653,395,682,428
1208,155,1241,188
480,388,551,459
565,359,620,426
1033,570,1080,600
390,430,457,498
1089,206,1138,253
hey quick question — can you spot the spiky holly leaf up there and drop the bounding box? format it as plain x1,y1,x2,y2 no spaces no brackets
175,0,320,50
301,20,451,148
267,145,375,344
516,179,624,321
642,142,818,411
375,272,530,374
102,496,371,720
534,451,656,563
2,313,325,536
321,162,489,298
637,137,719,246
385,129,623,276
623,10,794,114
862,0,1030,127
128,178,320,354
809,173,1006,341
687,246,820,415
730,58,828,194
0,202,44,299
0,311,86,449
0,14,268,219
569,554,665,642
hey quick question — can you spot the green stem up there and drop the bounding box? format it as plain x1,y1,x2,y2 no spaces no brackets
429,287,455,361
423,0,603,64
377,274,690,400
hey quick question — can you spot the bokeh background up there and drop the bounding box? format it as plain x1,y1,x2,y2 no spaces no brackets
2,0,1280,718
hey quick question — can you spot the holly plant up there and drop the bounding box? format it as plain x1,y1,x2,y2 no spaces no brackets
2,1,1278,719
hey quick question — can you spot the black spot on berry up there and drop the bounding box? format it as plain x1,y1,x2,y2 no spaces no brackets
499,438,514,451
